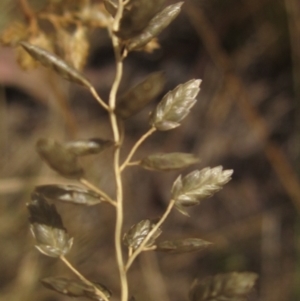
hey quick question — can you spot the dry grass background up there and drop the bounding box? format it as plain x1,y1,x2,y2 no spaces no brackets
0,0,300,300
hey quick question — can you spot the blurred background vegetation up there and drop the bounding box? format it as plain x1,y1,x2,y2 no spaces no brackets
0,0,300,300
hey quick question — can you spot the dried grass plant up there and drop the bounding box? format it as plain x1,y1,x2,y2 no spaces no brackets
0,1,258,301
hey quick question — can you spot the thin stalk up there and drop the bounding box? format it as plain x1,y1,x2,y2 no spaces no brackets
125,199,175,271
128,247,133,258
90,87,110,112
126,161,141,167
143,246,157,252
60,256,109,301
108,2,128,301
80,178,116,207
112,143,128,301
120,127,156,172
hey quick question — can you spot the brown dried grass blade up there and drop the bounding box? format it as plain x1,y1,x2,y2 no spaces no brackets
20,41,92,88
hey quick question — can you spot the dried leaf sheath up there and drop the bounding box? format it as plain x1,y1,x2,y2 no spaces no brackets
150,79,201,131
140,152,199,171
117,0,166,39
36,138,84,179
20,42,93,88
126,2,184,51
34,185,103,206
123,219,162,251
189,272,258,301
64,138,114,156
171,166,233,215
116,71,166,119
156,238,211,254
27,196,73,258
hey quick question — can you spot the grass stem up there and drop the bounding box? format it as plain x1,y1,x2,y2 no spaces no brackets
125,199,175,271
120,127,156,172
60,255,110,301
80,178,116,207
